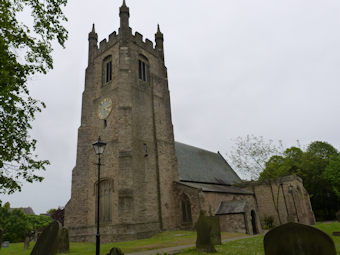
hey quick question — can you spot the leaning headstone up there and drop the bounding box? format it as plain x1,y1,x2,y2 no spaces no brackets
195,211,217,253
30,221,61,255
107,247,124,255
336,210,340,222
58,227,69,253
264,222,336,255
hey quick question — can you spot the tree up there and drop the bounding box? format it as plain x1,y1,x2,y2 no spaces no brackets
0,203,51,242
260,141,340,220
0,0,68,194
227,135,283,180
323,154,340,198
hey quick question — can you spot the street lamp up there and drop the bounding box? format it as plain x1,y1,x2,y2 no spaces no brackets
92,137,106,255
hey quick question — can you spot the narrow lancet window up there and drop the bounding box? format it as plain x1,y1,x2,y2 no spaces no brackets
102,55,112,85
138,59,147,81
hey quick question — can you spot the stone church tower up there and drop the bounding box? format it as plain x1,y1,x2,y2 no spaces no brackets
65,1,179,242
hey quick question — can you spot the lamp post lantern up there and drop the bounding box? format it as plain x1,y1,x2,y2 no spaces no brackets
92,137,106,255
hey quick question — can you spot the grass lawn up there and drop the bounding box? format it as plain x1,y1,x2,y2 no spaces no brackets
0,231,244,255
179,222,340,255
1,222,339,255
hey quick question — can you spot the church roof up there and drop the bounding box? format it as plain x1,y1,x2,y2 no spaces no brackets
176,181,253,195
9,207,35,215
215,200,248,215
175,142,241,185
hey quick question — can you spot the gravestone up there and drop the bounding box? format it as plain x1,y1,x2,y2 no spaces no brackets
336,210,340,222
58,227,70,253
264,222,336,255
30,221,61,255
206,216,221,245
107,247,124,255
24,235,30,250
1,241,9,248
195,211,217,253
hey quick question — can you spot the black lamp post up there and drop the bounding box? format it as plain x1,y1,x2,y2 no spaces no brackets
92,137,106,255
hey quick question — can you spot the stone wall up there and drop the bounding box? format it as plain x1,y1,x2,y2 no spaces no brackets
241,175,316,228
174,183,262,235
65,8,178,241
219,214,246,233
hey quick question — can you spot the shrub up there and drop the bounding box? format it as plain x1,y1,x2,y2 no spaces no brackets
263,215,275,229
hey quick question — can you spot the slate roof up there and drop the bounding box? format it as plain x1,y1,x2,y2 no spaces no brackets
177,181,253,195
215,200,248,215
9,207,35,215
175,142,241,185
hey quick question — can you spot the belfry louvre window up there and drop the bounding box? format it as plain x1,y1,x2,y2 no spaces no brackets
106,61,112,82
138,59,147,81
102,55,112,85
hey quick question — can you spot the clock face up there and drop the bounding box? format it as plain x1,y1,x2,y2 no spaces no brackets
98,98,112,119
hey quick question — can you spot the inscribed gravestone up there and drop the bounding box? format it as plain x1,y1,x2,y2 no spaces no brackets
195,211,217,253
264,222,336,255
30,221,61,255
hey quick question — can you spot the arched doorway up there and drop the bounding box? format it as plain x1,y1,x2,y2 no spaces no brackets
181,194,192,224
251,210,258,234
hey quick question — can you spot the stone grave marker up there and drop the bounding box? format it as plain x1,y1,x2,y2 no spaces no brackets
206,216,221,245
107,247,124,255
24,235,30,250
195,211,217,253
336,210,340,222
2,241,9,248
30,221,61,255
58,227,70,253
264,222,336,255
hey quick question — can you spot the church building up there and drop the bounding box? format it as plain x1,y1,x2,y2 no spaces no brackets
64,1,315,242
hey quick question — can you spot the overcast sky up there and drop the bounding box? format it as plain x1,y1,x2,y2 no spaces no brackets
2,0,340,214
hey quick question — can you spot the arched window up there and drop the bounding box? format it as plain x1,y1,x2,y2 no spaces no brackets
95,179,113,223
102,55,112,85
181,193,192,224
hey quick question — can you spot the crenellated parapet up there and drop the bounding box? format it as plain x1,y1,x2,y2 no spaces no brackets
88,1,164,62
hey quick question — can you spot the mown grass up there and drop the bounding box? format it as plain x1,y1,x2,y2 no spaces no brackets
1,222,339,255
179,222,340,255
0,231,244,255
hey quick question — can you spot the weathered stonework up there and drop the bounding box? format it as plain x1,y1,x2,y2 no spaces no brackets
239,175,316,228
64,2,178,242
64,1,315,242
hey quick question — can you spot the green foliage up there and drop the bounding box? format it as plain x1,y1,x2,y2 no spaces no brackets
26,214,52,231
260,141,340,220
324,155,340,198
0,0,68,194
263,215,274,229
0,203,51,242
